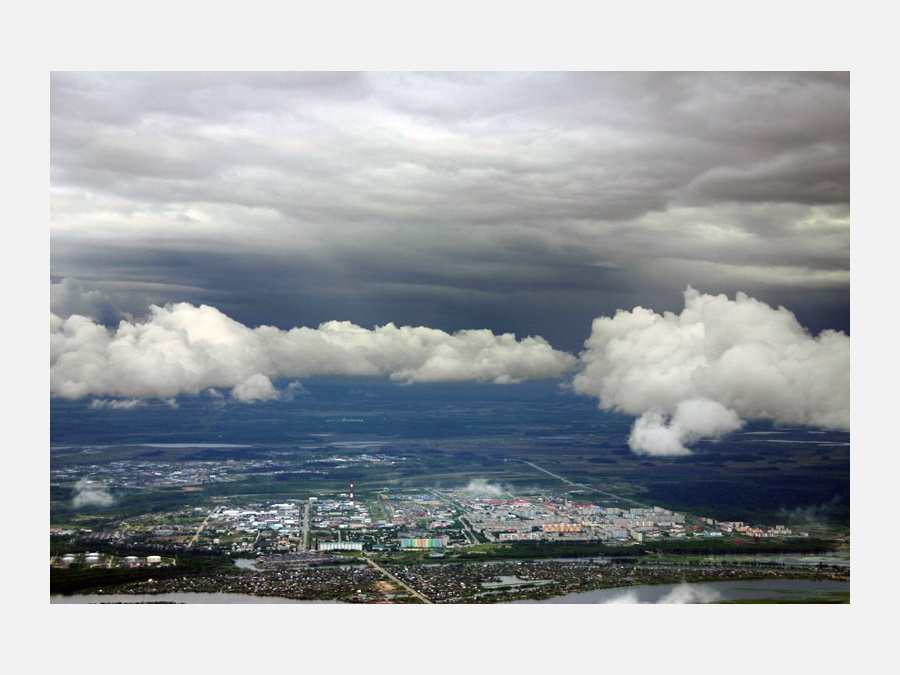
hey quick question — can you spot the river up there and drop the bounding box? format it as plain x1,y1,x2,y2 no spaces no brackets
511,578,849,604
50,592,338,604
51,577,848,604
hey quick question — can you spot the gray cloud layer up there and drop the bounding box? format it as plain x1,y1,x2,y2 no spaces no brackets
50,72,849,351
49,72,851,454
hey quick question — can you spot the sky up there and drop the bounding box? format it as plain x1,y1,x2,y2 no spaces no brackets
31,6,893,664
50,71,850,455
31,2,892,658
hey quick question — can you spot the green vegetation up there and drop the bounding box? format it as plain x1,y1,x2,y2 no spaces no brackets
419,537,841,563
50,550,242,596
639,537,840,556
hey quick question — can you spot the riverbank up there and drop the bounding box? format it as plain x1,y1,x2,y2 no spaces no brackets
50,577,849,605
52,553,847,604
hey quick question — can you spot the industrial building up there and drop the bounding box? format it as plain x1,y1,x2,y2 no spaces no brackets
318,541,363,552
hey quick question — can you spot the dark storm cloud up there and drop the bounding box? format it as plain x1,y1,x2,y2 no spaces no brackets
49,276,126,326
50,71,850,348
50,238,637,352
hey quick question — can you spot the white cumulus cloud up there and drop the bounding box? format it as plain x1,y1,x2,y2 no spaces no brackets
89,398,146,410
657,583,722,604
573,288,849,456
460,479,507,497
50,301,577,401
232,374,279,402
603,583,722,604
72,479,116,508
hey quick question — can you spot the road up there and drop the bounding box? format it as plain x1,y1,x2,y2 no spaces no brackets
362,555,433,604
186,508,216,548
514,459,650,508
457,515,481,545
429,490,479,545
299,502,310,552
514,459,724,535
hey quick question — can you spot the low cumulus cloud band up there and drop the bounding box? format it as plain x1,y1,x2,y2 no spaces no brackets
50,281,850,457
50,299,577,402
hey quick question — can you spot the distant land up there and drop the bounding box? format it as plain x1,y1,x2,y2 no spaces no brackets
50,377,849,602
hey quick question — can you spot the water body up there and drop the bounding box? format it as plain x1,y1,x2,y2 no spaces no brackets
51,578,848,605
512,579,849,604
327,441,390,448
481,575,554,589
700,552,850,569
51,443,254,450
137,443,253,448
233,559,368,572
50,592,337,604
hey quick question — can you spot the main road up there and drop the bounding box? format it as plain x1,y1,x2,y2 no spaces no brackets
362,554,433,604
512,459,651,509
429,490,480,545
299,502,310,552
186,507,217,548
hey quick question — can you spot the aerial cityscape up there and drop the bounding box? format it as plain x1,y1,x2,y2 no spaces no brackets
50,66,850,633
50,378,849,605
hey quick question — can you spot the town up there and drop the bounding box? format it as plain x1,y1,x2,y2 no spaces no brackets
50,480,845,604
52,479,811,570
51,445,845,603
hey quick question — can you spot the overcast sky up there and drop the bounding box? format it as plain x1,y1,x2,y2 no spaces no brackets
50,72,850,452
50,72,849,350
32,5,877,649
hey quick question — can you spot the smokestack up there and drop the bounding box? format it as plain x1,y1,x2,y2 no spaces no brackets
350,480,354,508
